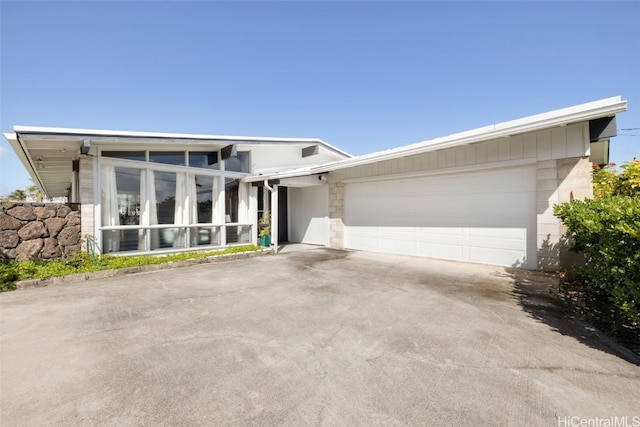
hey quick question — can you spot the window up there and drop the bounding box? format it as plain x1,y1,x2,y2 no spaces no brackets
189,152,219,170
99,149,252,254
101,166,142,253
194,175,214,223
102,151,145,162
154,171,177,225
149,151,185,166
225,178,238,223
225,151,250,173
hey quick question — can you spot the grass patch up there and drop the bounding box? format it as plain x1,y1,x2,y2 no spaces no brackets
0,245,263,292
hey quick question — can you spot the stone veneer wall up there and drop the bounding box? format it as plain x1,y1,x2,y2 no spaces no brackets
0,203,82,261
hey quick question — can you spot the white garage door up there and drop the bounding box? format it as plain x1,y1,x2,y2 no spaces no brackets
344,166,537,268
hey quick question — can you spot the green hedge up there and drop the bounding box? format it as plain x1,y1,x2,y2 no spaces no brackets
554,195,640,323
0,244,262,292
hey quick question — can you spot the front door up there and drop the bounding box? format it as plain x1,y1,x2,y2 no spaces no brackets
278,186,288,243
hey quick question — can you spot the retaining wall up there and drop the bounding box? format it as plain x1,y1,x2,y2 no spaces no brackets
0,202,82,261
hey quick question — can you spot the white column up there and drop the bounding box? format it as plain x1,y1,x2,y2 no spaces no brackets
271,184,278,253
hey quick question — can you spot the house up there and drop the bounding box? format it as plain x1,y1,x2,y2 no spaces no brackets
3,96,627,270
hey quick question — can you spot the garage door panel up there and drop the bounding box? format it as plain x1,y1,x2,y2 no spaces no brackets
378,226,416,238
468,227,526,240
347,231,379,250
344,166,536,268
416,227,464,238
419,241,464,260
379,237,415,255
468,246,526,266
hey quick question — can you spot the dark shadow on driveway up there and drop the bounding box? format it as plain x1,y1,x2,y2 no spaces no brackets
503,267,640,366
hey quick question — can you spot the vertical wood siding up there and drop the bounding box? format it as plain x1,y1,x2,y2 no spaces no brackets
331,122,588,181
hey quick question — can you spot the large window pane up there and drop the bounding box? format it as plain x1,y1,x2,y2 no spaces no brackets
154,171,176,224
226,225,251,244
225,152,250,173
195,175,213,223
225,178,238,223
102,230,143,253
154,228,188,251
101,166,142,227
191,226,221,247
149,151,185,166
101,166,143,253
189,152,219,170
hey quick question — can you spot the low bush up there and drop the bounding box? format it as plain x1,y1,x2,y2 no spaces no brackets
0,245,261,292
554,160,640,324
554,196,640,323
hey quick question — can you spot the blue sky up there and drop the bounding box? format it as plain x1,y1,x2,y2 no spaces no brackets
1,1,639,196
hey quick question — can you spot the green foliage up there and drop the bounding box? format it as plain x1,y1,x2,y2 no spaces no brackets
2,189,27,201
0,245,261,292
554,195,640,323
258,210,271,237
593,159,640,198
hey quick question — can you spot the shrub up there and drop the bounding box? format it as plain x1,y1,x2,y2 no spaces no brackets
554,194,640,323
593,159,640,198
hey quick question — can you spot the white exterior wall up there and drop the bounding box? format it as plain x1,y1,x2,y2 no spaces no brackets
289,185,329,245
330,123,589,182
249,146,347,175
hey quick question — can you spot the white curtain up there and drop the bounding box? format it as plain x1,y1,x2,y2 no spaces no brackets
238,180,250,242
140,170,159,250
211,177,222,245
188,174,198,247
212,177,222,224
173,172,188,248
238,180,249,224
101,165,120,253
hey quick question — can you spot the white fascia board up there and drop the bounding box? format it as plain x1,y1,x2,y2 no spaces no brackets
12,126,351,158
309,96,628,174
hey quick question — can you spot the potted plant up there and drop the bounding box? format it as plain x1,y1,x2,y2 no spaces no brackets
258,211,271,247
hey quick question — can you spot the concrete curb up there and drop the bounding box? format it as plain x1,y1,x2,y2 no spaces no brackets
15,248,273,290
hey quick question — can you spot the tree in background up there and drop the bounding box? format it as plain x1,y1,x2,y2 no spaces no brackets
1,180,46,202
26,183,44,202
3,189,27,201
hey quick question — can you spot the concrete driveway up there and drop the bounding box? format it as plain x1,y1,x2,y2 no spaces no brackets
1,246,639,426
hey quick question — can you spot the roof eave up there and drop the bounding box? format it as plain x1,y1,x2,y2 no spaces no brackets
308,96,628,174
3,131,51,199
12,126,352,159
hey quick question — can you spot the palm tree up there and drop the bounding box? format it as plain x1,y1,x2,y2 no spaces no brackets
4,189,27,201
26,183,44,202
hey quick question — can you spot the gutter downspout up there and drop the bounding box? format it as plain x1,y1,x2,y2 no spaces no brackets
263,180,278,254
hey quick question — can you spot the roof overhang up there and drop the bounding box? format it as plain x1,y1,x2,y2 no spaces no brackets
4,126,351,198
247,96,627,182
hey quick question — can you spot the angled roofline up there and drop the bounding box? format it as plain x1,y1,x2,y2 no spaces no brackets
3,131,49,198
10,125,352,158
247,96,627,181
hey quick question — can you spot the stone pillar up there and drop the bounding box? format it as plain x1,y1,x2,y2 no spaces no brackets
536,156,592,271
329,182,344,249
78,155,95,250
